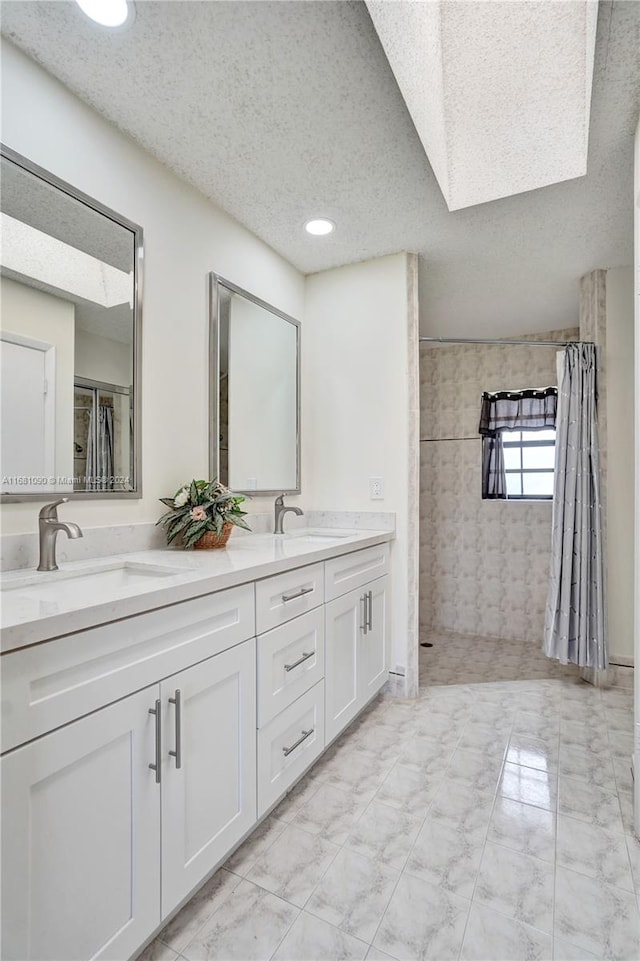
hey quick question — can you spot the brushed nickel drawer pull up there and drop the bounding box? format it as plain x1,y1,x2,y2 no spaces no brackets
282,728,314,757
360,593,368,634
282,586,314,603
168,689,182,769
367,590,373,631
284,650,314,672
148,699,161,784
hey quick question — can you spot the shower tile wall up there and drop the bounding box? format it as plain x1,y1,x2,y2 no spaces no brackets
420,328,579,643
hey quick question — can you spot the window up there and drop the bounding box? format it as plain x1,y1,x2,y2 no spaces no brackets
502,429,556,499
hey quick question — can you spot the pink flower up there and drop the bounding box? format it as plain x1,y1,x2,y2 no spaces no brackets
190,506,207,522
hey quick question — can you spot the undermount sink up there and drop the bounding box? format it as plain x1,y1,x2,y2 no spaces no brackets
285,529,354,543
2,559,184,602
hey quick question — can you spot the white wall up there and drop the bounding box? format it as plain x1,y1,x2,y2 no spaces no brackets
1,276,74,483
304,253,414,679
0,40,304,533
605,267,635,663
633,114,640,834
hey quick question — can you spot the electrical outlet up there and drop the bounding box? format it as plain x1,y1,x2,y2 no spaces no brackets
369,476,384,500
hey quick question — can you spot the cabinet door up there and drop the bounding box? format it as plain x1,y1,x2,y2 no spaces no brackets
324,587,367,744
161,638,257,916
1,688,160,961
360,575,390,700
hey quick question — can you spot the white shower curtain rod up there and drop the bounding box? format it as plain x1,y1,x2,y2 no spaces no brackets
419,336,582,347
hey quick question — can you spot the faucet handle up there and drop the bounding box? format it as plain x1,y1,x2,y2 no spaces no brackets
274,493,285,507
39,498,69,521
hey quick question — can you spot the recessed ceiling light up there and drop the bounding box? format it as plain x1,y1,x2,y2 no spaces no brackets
304,219,335,236
75,0,132,28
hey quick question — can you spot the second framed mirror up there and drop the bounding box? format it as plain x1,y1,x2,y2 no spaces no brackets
209,274,300,495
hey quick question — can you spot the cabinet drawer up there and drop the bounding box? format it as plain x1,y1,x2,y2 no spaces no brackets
324,543,390,601
1,584,255,754
257,681,325,817
257,608,324,727
255,563,324,634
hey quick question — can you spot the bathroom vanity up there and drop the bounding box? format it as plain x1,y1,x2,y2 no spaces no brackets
0,529,392,961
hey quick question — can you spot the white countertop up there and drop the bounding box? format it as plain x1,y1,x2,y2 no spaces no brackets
0,528,393,653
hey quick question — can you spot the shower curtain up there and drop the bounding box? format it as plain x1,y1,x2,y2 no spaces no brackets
86,405,114,491
543,343,607,669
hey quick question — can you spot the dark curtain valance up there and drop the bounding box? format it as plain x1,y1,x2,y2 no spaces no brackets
479,386,558,436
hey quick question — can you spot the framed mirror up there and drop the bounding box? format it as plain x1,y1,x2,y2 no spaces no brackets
0,145,143,500
209,274,300,495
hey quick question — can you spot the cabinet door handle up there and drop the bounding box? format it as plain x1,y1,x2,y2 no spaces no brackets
284,650,314,672
360,593,368,634
282,728,314,757
367,590,373,631
168,689,182,769
148,699,161,783
282,586,314,603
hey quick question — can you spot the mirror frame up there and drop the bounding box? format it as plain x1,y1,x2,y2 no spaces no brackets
0,143,143,502
209,272,301,495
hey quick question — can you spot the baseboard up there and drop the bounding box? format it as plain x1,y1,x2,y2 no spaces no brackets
610,655,634,668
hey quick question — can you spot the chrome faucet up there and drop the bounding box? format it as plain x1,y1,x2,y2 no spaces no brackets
274,494,303,534
37,498,83,572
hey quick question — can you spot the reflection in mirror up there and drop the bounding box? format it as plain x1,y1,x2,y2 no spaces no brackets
210,275,300,494
0,146,142,499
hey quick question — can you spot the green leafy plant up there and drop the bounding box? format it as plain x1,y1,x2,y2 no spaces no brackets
157,479,251,548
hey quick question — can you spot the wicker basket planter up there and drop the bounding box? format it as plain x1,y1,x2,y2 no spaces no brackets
193,523,233,550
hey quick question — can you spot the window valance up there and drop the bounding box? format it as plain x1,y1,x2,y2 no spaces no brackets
479,386,558,436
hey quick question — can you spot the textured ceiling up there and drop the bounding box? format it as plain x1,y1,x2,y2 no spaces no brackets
366,0,597,210
1,0,638,337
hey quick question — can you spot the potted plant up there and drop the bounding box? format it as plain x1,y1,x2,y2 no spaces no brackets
157,479,251,549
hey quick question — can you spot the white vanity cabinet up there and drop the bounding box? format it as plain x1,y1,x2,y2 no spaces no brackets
324,545,390,744
160,639,256,916
1,687,161,961
0,534,392,961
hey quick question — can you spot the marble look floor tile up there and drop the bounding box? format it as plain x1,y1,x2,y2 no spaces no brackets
158,869,241,952
558,744,617,791
135,940,180,961
271,775,322,823
428,777,496,833
613,755,634,795
605,707,633,733
457,723,510,759
474,841,554,933
554,866,640,960
460,902,553,961
405,816,486,898
345,800,422,871
374,762,442,818
272,911,368,961
512,712,560,744
556,815,634,892
397,733,457,774
320,747,393,799
445,746,503,793
488,796,556,862
373,873,470,961
608,731,635,760
506,733,559,773
182,879,298,961
618,790,635,835
553,937,600,960
306,848,399,944
291,782,368,845
247,825,338,908
224,816,286,877
498,762,557,812
559,720,610,755
365,948,395,961
557,776,624,833
625,835,640,893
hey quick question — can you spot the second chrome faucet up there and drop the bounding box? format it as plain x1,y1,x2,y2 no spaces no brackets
274,494,303,534
37,498,83,572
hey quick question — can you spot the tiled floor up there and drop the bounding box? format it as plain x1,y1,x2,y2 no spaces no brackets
138,632,638,961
